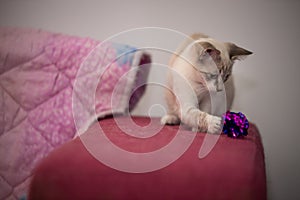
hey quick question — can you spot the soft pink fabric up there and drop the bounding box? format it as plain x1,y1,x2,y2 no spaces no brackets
0,28,150,199
29,116,267,200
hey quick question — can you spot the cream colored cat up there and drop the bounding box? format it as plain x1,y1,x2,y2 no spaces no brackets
161,33,252,134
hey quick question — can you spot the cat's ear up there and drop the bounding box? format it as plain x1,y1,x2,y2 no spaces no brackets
191,41,220,62
225,42,252,61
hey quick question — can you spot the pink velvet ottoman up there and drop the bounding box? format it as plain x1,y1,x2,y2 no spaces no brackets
28,116,266,200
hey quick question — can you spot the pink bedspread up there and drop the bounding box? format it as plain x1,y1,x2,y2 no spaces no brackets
0,28,150,199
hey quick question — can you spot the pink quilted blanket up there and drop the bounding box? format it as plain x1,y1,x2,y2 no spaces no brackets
0,27,150,199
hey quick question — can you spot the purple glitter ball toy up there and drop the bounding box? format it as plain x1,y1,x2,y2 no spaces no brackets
222,111,249,138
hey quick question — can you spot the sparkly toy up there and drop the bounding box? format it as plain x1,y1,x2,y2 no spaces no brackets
222,111,249,138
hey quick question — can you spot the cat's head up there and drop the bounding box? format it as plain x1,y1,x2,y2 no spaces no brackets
182,34,252,85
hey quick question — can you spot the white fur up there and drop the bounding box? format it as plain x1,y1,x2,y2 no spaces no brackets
161,33,251,134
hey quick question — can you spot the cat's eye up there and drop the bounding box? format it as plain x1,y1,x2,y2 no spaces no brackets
208,74,218,79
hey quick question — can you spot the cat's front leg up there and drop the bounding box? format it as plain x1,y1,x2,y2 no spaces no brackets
170,72,223,134
181,105,222,134
205,114,222,134
161,114,180,125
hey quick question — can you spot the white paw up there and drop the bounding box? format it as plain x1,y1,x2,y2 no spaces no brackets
206,115,222,134
161,114,180,125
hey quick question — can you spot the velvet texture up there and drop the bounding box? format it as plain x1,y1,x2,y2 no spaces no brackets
29,117,266,200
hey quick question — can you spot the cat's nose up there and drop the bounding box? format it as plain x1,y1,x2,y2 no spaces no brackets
216,75,224,92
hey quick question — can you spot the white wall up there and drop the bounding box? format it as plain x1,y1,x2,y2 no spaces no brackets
1,0,300,199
